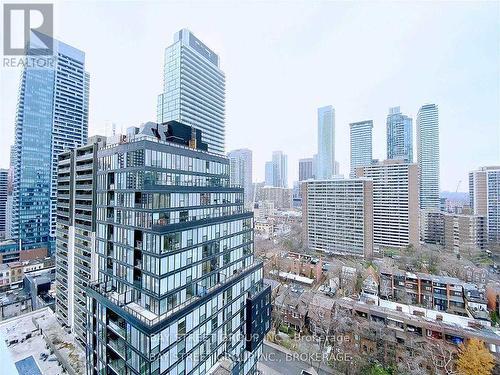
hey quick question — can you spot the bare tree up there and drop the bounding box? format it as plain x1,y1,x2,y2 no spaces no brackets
424,341,457,375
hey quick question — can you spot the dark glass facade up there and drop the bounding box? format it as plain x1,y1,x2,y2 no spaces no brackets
86,124,269,375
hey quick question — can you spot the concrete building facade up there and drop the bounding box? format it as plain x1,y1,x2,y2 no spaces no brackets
302,179,374,258
356,160,419,249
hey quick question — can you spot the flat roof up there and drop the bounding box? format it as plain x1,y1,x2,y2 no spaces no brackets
0,308,85,375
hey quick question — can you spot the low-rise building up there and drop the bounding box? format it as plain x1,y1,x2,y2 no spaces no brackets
274,287,310,332
0,239,48,264
360,266,379,305
305,293,335,335
486,283,500,315
0,257,54,291
337,297,500,354
380,268,467,314
464,284,489,323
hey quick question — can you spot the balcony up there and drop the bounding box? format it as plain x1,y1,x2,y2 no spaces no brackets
108,358,126,374
90,261,263,327
107,337,126,359
76,164,91,172
108,319,126,338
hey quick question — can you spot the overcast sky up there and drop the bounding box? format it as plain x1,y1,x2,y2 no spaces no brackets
1,0,499,192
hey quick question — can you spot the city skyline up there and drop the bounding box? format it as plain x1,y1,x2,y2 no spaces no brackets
0,3,499,374
1,1,499,191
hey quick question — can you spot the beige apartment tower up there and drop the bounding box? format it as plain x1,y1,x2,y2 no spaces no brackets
356,160,419,249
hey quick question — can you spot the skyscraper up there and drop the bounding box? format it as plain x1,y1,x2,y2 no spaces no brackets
5,147,15,239
386,107,413,162
55,137,104,346
86,122,270,375
228,148,253,207
0,170,7,239
417,104,440,209
469,166,500,243
157,29,225,154
317,106,335,179
11,34,89,250
349,120,373,178
299,158,314,181
272,151,288,188
265,161,274,186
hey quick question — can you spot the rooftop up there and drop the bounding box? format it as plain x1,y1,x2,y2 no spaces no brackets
0,308,85,375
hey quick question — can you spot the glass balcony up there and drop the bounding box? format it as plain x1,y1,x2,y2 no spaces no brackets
108,358,126,374
108,337,126,359
108,319,126,338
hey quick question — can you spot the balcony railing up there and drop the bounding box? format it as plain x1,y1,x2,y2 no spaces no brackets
108,319,126,338
90,261,262,327
108,358,126,374
108,338,126,358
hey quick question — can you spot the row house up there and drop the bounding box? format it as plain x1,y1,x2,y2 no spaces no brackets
379,268,467,314
337,297,500,354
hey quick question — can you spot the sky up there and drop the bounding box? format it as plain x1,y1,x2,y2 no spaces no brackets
1,0,499,192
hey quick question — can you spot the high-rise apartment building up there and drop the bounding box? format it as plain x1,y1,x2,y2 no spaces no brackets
5,195,13,240
386,107,413,162
55,137,105,346
356,160,419,249
312,154,318,180
302,179,373,258
5,148,15,239
417,104,440,209
349,120,373,178
317,106,335,179
444,213,487,254
469,166,500,243
298,158,314,181
86,122,270,375
270,151,288,188
228,149,253,207
157,29,225,154
0,170,7,239
255,186,292,211
264,161,274,186
12,34,89,250
420,209,445,245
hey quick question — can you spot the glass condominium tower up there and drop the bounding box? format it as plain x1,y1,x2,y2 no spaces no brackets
317,106,335,179
87,122,271,375
386,106,413,163
157,29,225,154
271,151,288,188
227,149,253,208
12,33,89,248
349,120,373,178
417,104,440,209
